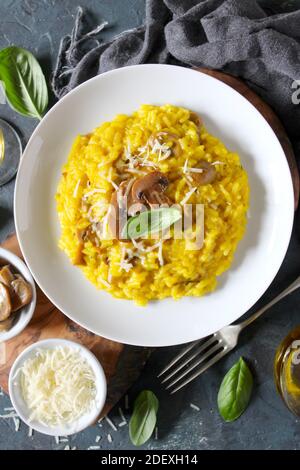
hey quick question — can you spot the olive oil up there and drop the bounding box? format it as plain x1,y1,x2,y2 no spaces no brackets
274,326,300,416
0,128,4,164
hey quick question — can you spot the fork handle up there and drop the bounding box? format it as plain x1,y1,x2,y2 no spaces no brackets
238,275,300,331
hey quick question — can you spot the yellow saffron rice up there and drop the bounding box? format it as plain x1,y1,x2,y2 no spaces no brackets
56,104,249,306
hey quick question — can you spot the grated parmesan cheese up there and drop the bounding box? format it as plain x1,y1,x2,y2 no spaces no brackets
125,395,129,410
0,413,18,419
180,187,197,205
105,416,117,431
157,240,164,266
83,189,106,199
107,179,119,191
73,179,81,198
17,346,97,427
190,403,200,411
183,158,189,174
98,277,111,288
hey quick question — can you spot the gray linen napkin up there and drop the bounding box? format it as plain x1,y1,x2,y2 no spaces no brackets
51,0,300,144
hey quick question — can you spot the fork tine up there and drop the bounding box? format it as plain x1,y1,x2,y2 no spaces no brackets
157,339,203,378
161,335,218,384
170,349,228,394
165,342,223,390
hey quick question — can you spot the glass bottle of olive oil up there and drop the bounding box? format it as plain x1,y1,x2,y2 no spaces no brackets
274,326,300,416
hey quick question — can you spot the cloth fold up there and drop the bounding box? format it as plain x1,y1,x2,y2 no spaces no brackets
51,0,300,144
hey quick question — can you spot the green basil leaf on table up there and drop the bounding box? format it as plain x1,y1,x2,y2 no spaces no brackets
217,357,253,422
0,47,48,120
129,390,159,446
122,207,182,240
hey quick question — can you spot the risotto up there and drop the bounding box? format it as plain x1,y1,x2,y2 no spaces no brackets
56,104,249,306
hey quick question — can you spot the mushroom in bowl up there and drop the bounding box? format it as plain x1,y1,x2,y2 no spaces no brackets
0,247,36,342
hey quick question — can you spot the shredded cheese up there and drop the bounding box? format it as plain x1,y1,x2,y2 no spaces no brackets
183,158,189,174
98,277,111,288
125,177,135,197
108,179,119,191
180,187,197,205
17,347,97,427
187,168,204,173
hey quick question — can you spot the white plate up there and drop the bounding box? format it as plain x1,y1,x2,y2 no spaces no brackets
9,338,107,436
14,64,294,347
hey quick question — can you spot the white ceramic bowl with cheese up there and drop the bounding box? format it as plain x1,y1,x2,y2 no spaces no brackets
8,338,107,436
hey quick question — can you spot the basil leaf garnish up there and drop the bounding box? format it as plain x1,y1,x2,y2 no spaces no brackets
0,47,48,120
122,207,181,239
129,390,159,446
217,357,253,422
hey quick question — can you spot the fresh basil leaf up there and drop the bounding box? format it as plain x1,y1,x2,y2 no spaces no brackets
217,357,253,422
129,390,159,446
123,207,182,239
0,47,48,119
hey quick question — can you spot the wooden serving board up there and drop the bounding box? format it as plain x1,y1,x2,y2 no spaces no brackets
0,235,152,417
197,68,299,209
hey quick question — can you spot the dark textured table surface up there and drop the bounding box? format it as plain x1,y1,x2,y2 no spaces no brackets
0,0,300,451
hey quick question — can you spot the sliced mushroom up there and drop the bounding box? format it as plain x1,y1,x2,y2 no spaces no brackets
189,112,203,134
0,317,13,332
189,160,216,186
0,265,15,287
131,171,170,207
0,281,12,321
10,276,32,312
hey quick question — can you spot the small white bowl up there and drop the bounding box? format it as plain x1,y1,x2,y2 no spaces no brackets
8,338,107,436
0,247,36,342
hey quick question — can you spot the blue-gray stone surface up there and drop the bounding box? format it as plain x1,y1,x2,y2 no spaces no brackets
0,0,300,450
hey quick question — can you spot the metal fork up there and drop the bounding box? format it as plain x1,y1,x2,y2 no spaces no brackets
159,275,300,394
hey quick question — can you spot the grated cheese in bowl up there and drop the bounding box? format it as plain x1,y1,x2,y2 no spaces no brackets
9,339,107,436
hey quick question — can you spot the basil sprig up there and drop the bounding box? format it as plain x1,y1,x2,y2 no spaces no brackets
217,357,253,422
129,390,159,446
122,207,182,240
0,47,48,120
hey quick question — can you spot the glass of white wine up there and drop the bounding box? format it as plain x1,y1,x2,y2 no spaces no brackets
0,118,22,186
